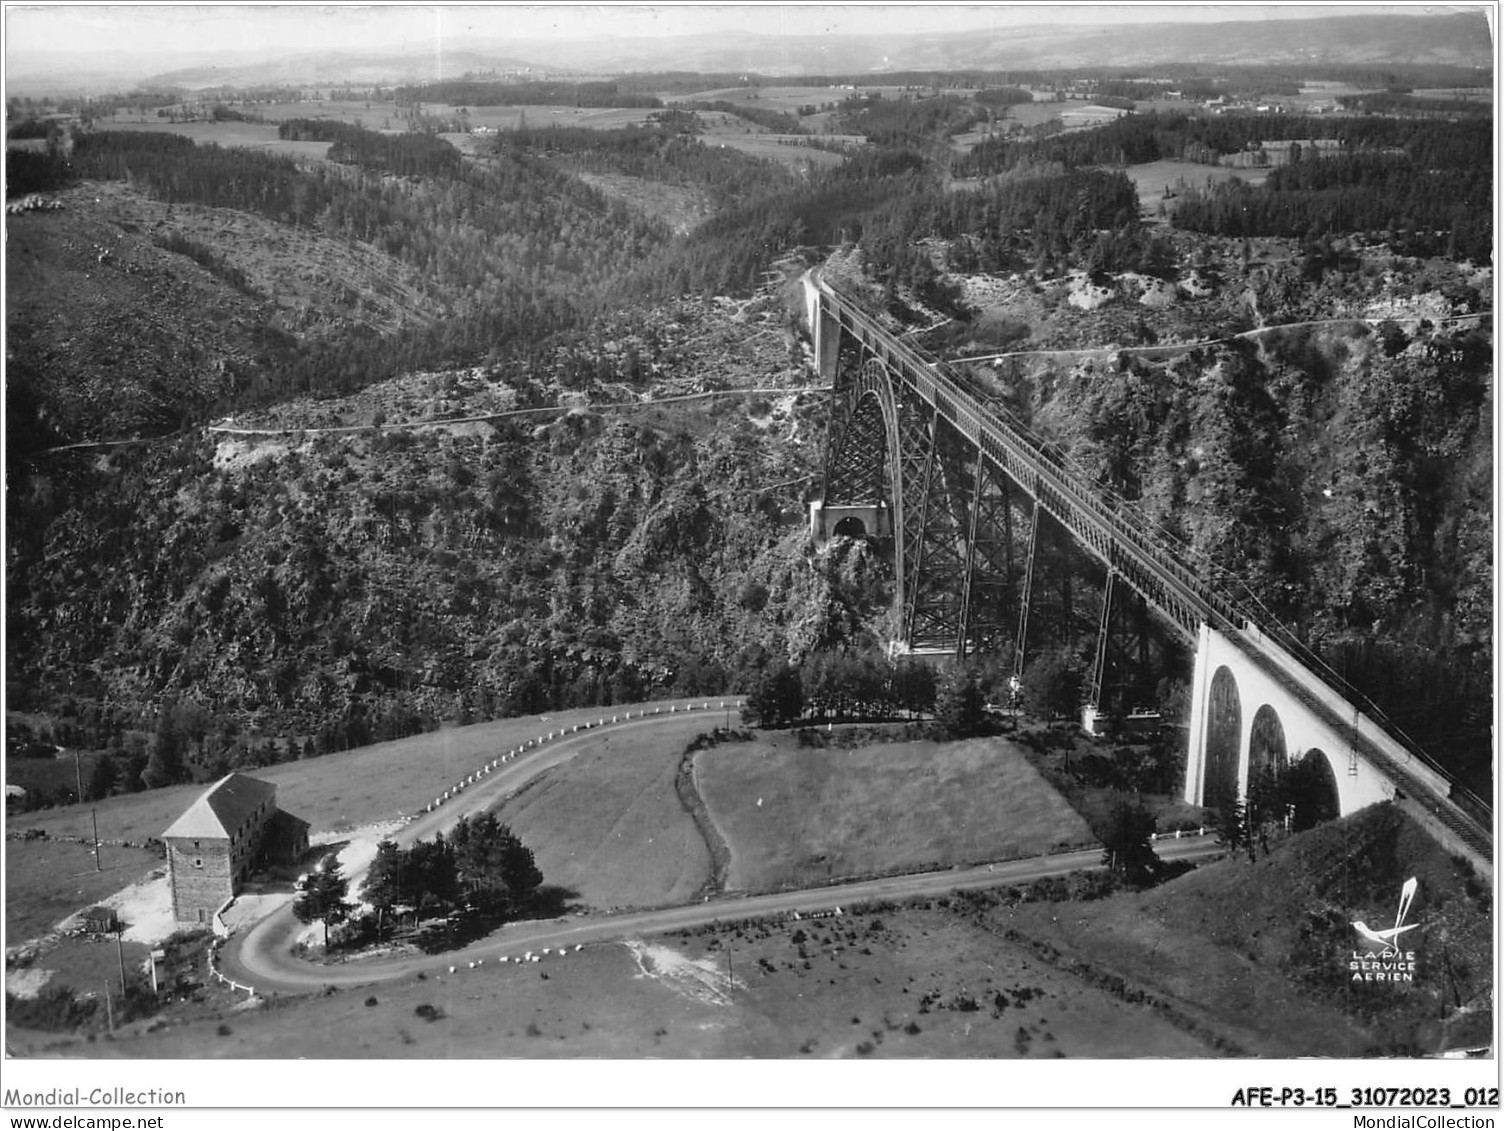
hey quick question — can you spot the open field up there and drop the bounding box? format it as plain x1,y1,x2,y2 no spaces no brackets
949,102,1074,154
703,133,848,168
1298,81,1369,98
949,127,1010,153
91,100,846,173
5,700,727,959
224,100,407,129
5,839,163,942
92,115,332,158
696,732,1094,891
7,748,114,804
10,744,1461,1060
666,85,907,113
1124,159,1270,219
489,719,714,911
1410,87,1492,101
10,897,1222,1060
1005,101,1073,129
9,701,726,850
452,104,664,131
1005,805,1493,1056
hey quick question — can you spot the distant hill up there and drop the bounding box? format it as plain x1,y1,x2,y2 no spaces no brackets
141,49,545,91
505,11,1496,75
12,10,1492,96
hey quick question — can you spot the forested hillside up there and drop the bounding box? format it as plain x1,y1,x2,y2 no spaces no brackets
955,113,1492,261
6,285,896,786
6,75,1492,809
1006,320,1492,790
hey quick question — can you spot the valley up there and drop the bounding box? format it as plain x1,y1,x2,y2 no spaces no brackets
3,6,1493,1086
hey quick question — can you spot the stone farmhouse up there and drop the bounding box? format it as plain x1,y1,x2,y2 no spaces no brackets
162,773,309,926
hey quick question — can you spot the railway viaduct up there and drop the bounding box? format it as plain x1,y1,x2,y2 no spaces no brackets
802,269,1490,877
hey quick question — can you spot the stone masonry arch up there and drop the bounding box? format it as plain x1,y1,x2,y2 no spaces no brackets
1247,703,1288,789
1185,624,1399,817
1203,665,1242,808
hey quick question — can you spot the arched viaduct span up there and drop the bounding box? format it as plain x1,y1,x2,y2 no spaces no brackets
802,269,1491,877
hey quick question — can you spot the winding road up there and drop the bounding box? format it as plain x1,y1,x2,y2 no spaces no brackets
218,707,1224,996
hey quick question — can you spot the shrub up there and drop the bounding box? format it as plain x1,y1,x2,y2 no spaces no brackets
5,986,98,1031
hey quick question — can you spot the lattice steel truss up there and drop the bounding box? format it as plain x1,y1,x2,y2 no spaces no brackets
817,286,1202,669
824,351,1035,657
1087,570,1151,715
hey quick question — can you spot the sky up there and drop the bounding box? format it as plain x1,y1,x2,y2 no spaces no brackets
5,2,1490,66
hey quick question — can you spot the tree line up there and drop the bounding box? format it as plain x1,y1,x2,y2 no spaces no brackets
393,80,662,109
291,814,545,949
362,814,544,926
952,111,1491,261
492,121,795,209
1172,156,1491,261
277,118,463,177
955,110,1492,179
13,128,675,414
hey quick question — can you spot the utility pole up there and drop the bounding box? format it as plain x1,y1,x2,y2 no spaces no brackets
73,749,83,804
115,929,127,990
103,980,114,1032
92,809,102,872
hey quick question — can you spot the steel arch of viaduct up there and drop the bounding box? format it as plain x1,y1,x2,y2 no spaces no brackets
807,270,1222,644
820,357,910,602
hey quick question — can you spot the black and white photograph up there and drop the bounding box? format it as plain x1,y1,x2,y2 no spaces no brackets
2,0,1496,1119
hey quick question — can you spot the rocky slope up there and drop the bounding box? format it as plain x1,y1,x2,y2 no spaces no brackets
6,281,891,757
6,181,445,447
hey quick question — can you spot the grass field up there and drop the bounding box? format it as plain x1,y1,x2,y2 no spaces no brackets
1005,805,1493,1056
5,839,163,941
231,100,408,129
7,748,115,805
696,732,1094,892
488,715,715,912
454,104,663,131
10,898,1220,1061
5,701,727,941
702,133,848,168
10,703,705,846
92,115,331,159
1124,159,1271,223
667,85,906,113
1410,87,1492,101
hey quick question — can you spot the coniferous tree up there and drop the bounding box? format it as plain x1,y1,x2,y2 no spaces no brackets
1101,801,1160,885
293,853,351,946
935,665,988,738
85,754,118,802
499,829,544,911
361,839,405,936
1213,793,1250,860
742,661,804,728
142,717,187,789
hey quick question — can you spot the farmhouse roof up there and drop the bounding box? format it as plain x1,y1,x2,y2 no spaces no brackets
263,808,310,860
162,773,276,840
